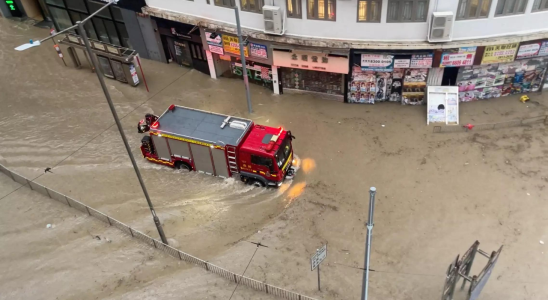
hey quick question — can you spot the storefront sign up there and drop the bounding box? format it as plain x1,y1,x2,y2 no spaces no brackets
517,43,541,59
481,43,519,65
394,59,410,68
5,0,22,17
539,42,548,57
440,47,477,67
410,54,433,68
205,32,224,55
232,62,273,90
361,54,394,71
250,42,268,59
222,35,248,57
273,50,349,74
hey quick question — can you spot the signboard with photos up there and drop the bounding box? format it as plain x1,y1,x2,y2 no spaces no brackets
427,86,459,125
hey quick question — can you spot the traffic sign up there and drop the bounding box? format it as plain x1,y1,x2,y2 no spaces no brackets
311,244,327,271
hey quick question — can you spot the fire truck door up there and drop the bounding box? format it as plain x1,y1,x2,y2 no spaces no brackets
211,148,229,178
189,144,214,175
167,139,191,159
151,135,171,161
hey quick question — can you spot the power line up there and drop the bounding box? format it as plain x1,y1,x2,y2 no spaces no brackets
228,244,261,300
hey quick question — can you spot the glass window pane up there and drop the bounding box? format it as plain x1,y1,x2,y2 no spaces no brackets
49,6,72,30
46,0,65,7
416,1,427,20
295,0,301,15
496,0,505,14
371,1,379,21
517,0,527,12
308,0,315,17
402,1,412,20
87,1,111,19
67,0,87,12
93,18,110,43
457,0,468,18
532,0,541,9
318,0,325,18
358,1,367,21
505,0,516,13
327,0,334,19
111,6,124,22
287,0,294,14
469,0,479,16
544,0,548,9
104,20,120,46
116,23,130,48
388,1,399,21
480,0,491,16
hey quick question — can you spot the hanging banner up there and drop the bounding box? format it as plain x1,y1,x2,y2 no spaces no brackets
361,54,394,71
222,35,248,57
205,32,224,55
410,53,433,68
250,42,268,59
440,47,477,67
539,41,548,57
481,43,519,64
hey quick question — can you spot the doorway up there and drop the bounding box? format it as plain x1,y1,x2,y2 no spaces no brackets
442,67,459,86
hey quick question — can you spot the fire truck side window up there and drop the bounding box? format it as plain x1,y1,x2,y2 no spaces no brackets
251,155,274,170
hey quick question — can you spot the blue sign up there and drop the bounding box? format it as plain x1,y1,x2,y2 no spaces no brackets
250,42,268,59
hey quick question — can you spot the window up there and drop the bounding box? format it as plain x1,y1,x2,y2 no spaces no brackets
533,0,548,11
46,0,65,7
111,6,124,22
387,0,429,22
214,0,235,7
251,155,274,170
87,0,111,19
49,6,72,30
241,0,263,13
66,0,87,13
287,0,302,18
457,0,492,19
307,0,336,20
495,0,528,15
357,0,381,22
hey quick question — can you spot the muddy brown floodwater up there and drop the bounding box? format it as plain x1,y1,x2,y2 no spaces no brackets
1,18,548,300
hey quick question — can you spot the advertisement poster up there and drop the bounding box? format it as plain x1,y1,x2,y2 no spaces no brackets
539,42,548,57
410,54,434,68
205,32,224,55
250,42,268,59
231,61,273,90
389,69,403,102
222,35,249,57
375,72,390,101
481,43,519,64
440,47,477,67
361,54,394,71
516,43,541,59
394,59,410,68
402,68,428,105
348,66,376,104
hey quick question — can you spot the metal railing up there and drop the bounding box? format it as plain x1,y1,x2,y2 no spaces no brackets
0,164,317,300
433,115,548,133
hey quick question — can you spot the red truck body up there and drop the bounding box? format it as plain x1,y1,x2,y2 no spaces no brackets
137,105,295,187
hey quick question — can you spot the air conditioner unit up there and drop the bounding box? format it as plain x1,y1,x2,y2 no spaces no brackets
262,5,283,35
428,12,454,43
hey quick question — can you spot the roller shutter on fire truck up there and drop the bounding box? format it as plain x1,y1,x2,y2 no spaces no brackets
167,139,191,159
190,144,214,175
211,148,229,178
151,135,171,161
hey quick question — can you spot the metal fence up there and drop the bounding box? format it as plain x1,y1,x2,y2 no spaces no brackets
433,115,548,133
0,164,317,300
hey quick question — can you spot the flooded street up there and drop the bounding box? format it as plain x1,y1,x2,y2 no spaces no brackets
2,17,548,300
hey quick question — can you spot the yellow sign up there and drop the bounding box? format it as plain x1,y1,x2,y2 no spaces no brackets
481,43,519,65
222,35,249,57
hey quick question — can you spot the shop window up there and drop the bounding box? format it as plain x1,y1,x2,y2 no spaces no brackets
387,0,429,22
307,0,336,21
66,0,88,13
495,0,528,16
111,6,124,22
87,0,112,19
104,20,120,46
286,0,302,18
70,11,98,40
116,23,131,48
214,0,236,7
357,0,381,22
46,0,65,7
92,17,110,43
457,0,492,19
49,7,72,30
532,0,548,11
241,0,264,13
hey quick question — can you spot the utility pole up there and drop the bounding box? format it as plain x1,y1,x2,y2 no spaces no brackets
233,6,253,114
361,187,376,300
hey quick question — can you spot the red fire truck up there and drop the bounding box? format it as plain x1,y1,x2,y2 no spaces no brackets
137,105,296,187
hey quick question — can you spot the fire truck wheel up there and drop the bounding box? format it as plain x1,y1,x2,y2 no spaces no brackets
175,162,192,171
252,180,265,187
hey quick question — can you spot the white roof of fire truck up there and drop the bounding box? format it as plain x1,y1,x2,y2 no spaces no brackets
151,105,252,147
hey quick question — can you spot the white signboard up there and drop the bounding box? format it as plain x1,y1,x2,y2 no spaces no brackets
516,43,541,58
311,244,327,271
394,59,410,68
427,86,459,125
360,54,394,71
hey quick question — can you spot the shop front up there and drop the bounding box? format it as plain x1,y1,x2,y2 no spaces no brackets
348,51,433,105
155,18,209,75
272,48,349,98
455,41,548,102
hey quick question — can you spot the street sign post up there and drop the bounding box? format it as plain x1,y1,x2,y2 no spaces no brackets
311,244,327,291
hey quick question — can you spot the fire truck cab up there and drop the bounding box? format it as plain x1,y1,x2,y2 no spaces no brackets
137,105,296,187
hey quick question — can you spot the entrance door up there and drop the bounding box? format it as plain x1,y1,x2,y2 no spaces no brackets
442,67,459,86
167,37,192,67
188,42,210,75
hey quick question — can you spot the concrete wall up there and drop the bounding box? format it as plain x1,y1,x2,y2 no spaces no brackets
145,0,548,42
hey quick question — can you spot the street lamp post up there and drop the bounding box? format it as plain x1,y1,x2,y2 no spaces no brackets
361,187,377,300
15,0,168,245
233,6,253,114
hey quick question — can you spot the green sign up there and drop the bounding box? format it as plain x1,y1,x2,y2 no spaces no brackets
5,0,23,17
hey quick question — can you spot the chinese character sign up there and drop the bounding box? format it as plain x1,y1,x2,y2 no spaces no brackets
481,43,519,64
440,47,477,67
205,32,224,55
410,53,433,68
361,54,394,71
516,43,541,59
222,35,249,57
538,41,548,57
250,42,268,59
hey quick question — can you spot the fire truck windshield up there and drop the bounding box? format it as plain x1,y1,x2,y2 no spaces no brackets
275,135,292,169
